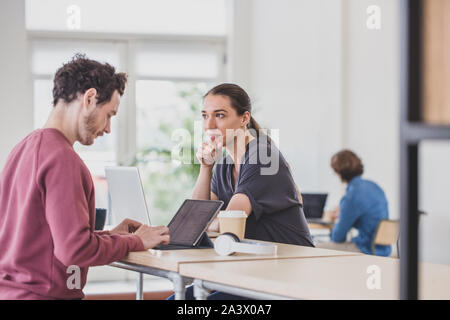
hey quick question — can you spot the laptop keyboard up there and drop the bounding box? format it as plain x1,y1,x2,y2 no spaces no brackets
154,244,192,250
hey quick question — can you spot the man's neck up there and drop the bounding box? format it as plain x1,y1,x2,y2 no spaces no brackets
43,104,78,145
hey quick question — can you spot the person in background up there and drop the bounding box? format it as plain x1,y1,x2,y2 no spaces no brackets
0,54,169,300
316,149,392,256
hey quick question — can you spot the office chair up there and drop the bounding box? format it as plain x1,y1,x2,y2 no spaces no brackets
372,219,400,257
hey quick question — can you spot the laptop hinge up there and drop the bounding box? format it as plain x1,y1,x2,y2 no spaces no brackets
195,232,214,248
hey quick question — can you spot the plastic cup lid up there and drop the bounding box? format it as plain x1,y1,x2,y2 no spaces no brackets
218,210,247,218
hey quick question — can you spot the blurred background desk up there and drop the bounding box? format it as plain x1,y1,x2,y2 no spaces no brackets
308,222,333,244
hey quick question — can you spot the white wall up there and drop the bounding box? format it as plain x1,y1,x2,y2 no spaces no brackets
230,0,345,208
344,0,400,219
0,0,33,169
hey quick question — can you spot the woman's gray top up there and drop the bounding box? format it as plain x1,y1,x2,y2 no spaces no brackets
211,136,314,246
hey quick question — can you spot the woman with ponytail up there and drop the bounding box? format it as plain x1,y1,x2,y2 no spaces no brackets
194,83,313,246
168,83,313,300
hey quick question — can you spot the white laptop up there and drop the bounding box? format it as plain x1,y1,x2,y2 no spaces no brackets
105,166,151,225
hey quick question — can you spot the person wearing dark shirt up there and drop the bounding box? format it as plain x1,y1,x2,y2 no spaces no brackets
209,137,313,245
195,83,313,245
168,83,313,300
316,150,392,256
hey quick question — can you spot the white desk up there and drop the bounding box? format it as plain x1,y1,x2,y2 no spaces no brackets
112,241,362,299
180,255,450,300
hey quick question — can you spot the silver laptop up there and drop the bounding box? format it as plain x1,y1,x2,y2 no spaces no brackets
105,166,151,225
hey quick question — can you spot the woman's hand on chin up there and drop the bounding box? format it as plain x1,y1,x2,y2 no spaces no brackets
196,140,222,168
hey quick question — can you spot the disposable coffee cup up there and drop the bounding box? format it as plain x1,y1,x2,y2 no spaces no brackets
218,210,247,240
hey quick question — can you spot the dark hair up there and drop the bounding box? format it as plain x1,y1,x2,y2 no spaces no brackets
52,53,127,106
331,149,364,183
204,83,263,134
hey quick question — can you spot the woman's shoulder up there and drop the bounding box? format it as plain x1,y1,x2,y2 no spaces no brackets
246,136,284,162
243,136,291,177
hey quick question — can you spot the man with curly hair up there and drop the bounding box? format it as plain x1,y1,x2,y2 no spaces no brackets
0,54,170,299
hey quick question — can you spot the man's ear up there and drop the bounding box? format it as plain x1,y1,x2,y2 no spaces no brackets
83,88,97,111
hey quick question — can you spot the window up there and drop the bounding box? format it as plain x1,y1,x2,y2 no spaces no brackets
133,41,224,225
135,80,209,225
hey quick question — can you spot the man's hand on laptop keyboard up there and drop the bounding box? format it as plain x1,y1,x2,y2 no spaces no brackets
110,218,142,235
135,225,170,250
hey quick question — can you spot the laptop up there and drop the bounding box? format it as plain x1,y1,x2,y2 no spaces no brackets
301,193,332,226
154,199,223,250
105,166,223,250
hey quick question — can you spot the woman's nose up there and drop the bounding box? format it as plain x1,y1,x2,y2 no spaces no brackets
205,116,216,130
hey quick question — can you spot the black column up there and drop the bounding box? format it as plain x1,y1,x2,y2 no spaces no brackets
399,142,419,300
399,0,422,300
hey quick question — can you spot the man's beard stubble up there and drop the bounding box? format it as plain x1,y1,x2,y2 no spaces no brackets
78,111,98,146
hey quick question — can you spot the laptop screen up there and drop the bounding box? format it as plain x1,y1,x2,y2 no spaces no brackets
301,193,328,219
105,166,151,225
168,199,223,246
